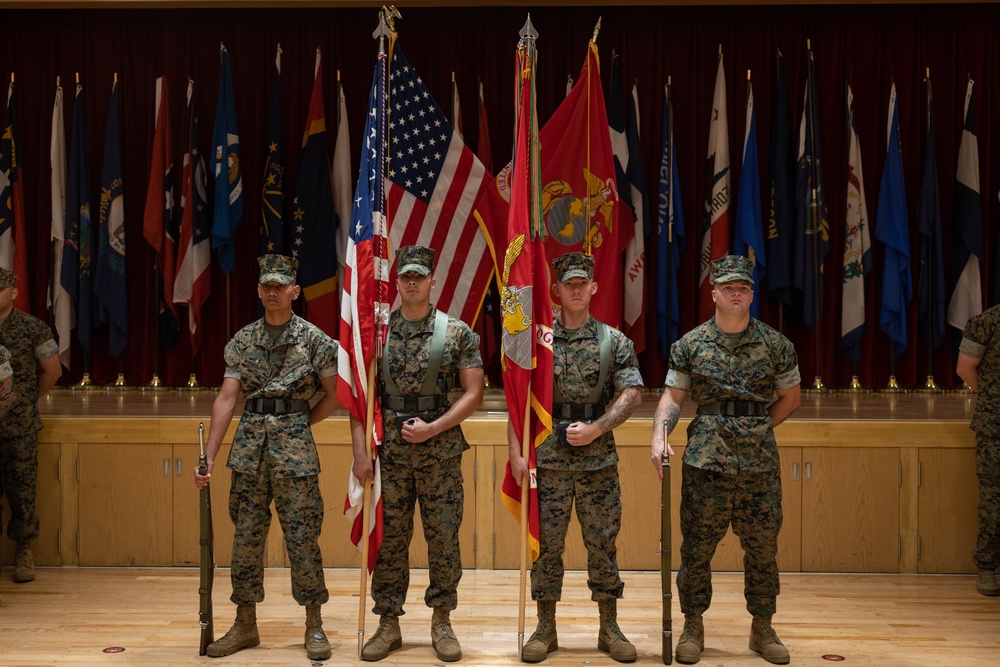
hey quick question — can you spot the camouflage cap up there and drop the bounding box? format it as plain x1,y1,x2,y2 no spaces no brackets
257,254,299,285
396,245,435,276
0,267,17,289
710,254,755,285
553,252,594,282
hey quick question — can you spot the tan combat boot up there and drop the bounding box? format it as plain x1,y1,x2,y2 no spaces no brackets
304,603,332,660
206,605,260,657
361,615,401,662
431,608,462,662
12,542,35,583
976,569,1000,596
521,600,558,662
749,615,789,665
597,599,637,662
674,614,704,664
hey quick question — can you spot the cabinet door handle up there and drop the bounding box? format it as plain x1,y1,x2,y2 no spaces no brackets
791,462,800,481
163,458,170,477
175,458,183,477
804,462,812,481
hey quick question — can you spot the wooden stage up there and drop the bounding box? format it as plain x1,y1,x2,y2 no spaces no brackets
0,567,997,666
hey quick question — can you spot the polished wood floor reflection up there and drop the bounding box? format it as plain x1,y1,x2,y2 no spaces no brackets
1,567,997,666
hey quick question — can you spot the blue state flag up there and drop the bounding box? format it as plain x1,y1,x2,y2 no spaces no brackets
61,83,94,358
657,83,686,357
95,82,128,358
915,79,945,351
875,84,912,357
210,44,243,273
733,79,766,318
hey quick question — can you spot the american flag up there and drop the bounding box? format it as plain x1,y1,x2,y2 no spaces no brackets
339,47,389,574
174,79,212,354
385,46,494,326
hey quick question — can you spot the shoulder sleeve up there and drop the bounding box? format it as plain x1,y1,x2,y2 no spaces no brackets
31,318,58,361
223,337,242,381
771,330,799,376
666,336,693,390
961,310,995,357
611,328,642,390
450,319,483,370
311,333,339,379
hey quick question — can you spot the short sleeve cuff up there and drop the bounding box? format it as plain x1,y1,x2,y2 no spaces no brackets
960,337,987,359
666,369,690,391
318,365,338,380
223,368,242,381
35,339,59,360
774,365,802,391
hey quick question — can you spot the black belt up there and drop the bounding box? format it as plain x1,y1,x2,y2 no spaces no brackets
244,398,311,415
553,402,605,422
697,400,768,417
382,394,448,413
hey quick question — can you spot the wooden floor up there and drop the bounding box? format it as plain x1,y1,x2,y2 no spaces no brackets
1,567,997,666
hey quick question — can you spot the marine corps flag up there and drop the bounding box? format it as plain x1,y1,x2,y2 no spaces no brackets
499,31,552,563
540,38,632,328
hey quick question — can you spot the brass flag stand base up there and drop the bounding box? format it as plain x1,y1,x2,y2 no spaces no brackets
143,374,166,390
186,373,210,390
804,375,831,393
877,375,908,393
110,373,129,389
839,375,872,393
913,375,943,393
74,372,100,390
952,383,974,394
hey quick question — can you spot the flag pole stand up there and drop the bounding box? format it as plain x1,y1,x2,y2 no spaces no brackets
143,373,165,390
913,374,942,393
75,372,99,389
839,375,872,394
186,373,202,389
878,375,907,393
952,382,974,393
805,375,829,393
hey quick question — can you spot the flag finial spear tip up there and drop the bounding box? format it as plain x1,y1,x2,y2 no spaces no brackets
520,14,537,41
806,38,811,50
591,17,602,44
56,75,60,86
373,11,391,42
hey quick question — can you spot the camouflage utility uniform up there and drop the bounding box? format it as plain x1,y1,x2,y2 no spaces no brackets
372,306,481,617
0,345,13,418
533,316,643,602
223,314,338,606
0,311,59,545
960,305,1000,574
667,316,799,617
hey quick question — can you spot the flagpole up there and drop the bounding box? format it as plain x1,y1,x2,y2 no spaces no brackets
665,78,675,354
918,69,940,393
517,379,531,655
357,357,377,657
805,42,827,392
583,18,601,256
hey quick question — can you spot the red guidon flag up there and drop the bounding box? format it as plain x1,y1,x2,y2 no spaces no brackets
499,39,552,562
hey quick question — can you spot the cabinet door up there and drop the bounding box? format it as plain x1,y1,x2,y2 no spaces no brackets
801,447,900,572
918,448,978,573
79,443,173,566
315,445,477,569
0,442,60,565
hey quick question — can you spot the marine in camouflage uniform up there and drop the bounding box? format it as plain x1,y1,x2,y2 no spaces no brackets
193,255,340,660
652,255,800,665
957,305,1000,597
0,267,62,584
353,245,483,663
513,252,643,664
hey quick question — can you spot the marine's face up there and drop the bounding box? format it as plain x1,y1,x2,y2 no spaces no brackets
397,271,435,307
712,279,753,316
554,277,597,315
0,286,16,316
257,281,299,312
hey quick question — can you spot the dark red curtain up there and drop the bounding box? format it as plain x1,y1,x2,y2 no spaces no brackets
2,5,998,389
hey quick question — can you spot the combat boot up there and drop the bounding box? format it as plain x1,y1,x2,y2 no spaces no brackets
304,603,332,660
597,599,637,662
976,569,1000,596
12,542,35,583
749,615,789,664
521,600,558,662
206,605,260,657
361,615,401,661
674,614,704,664
431,608,462,662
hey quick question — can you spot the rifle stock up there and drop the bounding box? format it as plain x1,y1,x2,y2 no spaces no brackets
661,425,673,664
198,422,215,656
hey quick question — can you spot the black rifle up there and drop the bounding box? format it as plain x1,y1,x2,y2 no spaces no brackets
661,423,673,664
198,422,215,655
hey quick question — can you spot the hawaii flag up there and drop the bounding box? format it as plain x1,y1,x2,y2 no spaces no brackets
498,37,552,562
339,46,390,574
